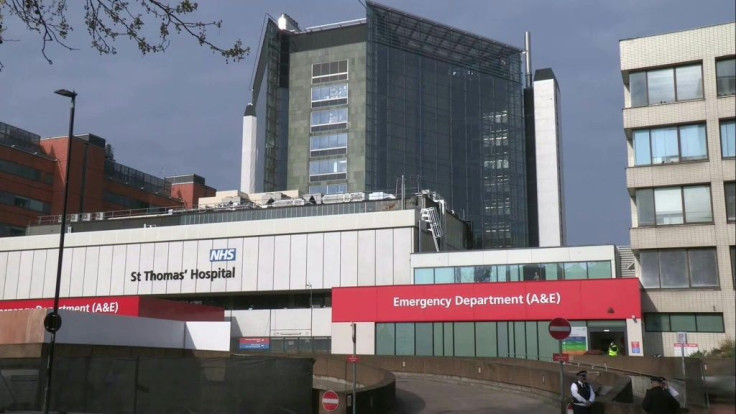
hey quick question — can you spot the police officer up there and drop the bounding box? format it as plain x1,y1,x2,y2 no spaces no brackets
608,341,620,356
642,376,680,413
570,370,595,413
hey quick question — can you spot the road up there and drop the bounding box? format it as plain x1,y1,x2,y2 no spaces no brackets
394,374,558,414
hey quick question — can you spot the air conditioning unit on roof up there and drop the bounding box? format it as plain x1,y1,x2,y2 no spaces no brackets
69,214,79,222
95,212,105,220
81,213,92,221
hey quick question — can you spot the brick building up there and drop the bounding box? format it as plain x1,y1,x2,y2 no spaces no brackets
0,121,215,236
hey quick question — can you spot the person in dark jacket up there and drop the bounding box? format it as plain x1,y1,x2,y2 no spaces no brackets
570,370,595,413
642,376,680,414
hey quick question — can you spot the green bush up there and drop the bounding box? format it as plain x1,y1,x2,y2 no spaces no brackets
691,338,735,359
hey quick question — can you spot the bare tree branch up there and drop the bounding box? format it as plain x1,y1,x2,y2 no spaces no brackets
0,0,248,69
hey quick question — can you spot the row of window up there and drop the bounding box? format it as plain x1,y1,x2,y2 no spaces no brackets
633,120,734,165
636,183,735,227
640,248,718,289
308,183,347,195
0,191,50,213
630,58,734,107
102,191,149,210
644,313,724,333
309,60,350,192
0,159,52,184
310,133,347,157
312,60,348,84
376,321,624,359
414,261,613,285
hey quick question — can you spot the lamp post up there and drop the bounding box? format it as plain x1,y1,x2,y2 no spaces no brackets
42,89,77,414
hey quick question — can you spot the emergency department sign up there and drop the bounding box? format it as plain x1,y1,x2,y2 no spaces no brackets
332,279,641,322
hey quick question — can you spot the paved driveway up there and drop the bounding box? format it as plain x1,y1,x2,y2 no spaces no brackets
394,374,558,414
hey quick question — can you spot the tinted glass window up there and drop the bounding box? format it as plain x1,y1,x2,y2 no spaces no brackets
630,72,648,107
636,189,655,226
654,188,683,225
650,127,679,164
670,314,697,332
716,58,736,96
564,262,587,280
647,69,675,104
689,249,718,287
644,314,670,332
639,251,660,289
679,124,707,161
726,182,736,222
659,250,688,288
683,186,712,223
675,65,703,100
587,261,612,279
722,120,735,158
696,314,724,332
634,130,652,165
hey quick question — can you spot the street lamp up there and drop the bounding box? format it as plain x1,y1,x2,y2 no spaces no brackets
42,89,77,414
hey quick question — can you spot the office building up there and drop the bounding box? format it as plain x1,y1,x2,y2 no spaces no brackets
241,2,565,249
0,121,216,236
620,23,735,355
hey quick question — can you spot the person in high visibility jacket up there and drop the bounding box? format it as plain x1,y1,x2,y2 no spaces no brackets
608,341,620,356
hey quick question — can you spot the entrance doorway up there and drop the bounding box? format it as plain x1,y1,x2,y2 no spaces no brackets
589,330,626,355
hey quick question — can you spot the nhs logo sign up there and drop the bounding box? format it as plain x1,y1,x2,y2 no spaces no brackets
210,248,236,262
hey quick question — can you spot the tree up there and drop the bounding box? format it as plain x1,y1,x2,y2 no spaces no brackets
0,0,248,69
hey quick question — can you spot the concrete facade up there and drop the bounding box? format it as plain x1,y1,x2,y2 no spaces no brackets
620,23,736,355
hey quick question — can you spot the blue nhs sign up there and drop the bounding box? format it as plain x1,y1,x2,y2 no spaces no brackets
210,248,236,262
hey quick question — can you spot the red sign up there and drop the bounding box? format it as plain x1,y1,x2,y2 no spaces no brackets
322,390,340,411
0,296,223,321
347,354,360,364
332,279,641,323
553,353,570,362
549,317,572,340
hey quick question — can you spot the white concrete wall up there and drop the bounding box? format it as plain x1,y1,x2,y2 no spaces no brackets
331,322,375,355
50,310,229,351
242,107,258,193
229,307,332,338
533,77,565,247
0,211,416,300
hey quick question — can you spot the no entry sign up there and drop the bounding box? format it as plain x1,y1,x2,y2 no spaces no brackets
548,317,571,340
322,390,340,411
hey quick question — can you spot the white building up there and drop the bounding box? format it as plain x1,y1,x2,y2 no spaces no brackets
620,23,736,355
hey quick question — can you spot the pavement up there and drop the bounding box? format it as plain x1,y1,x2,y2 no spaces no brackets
394,374,558,414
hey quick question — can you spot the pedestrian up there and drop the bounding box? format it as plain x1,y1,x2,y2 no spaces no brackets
608,341,619,356
642,376,680,414
570,370,595,413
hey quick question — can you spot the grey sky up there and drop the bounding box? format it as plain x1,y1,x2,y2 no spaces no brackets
0,1,733,246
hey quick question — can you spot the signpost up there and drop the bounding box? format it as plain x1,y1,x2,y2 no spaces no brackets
351,322,357,414
549,318,571,414
322,390,339,412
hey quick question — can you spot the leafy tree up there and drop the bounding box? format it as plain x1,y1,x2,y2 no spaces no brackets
0,0,248,69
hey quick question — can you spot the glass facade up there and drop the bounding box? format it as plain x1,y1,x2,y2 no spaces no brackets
375,320,622,361
414,261,612,284
366,4,527,248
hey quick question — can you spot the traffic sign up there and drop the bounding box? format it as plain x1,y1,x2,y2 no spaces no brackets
322,390,340,412
548,317,571,340
347,354,360,364
553,353,570,362
43,312,62,333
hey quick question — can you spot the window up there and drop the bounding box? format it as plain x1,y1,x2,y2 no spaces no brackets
0,159,52,184
308,183,347,195
309,158,347,182
726,182,735,222
721,120,735,158
716,58,735,96
633,124,707,165
310,108,348,132
0,191,50,213
639,248,719,289
629,64,703,107
411,261,612,284
636,185,712,226
310,133,347,157
731,246,736,289
311,83,348,108
312,60,348,84
644,313,724,333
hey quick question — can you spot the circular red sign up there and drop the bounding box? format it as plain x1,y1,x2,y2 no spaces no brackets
322,390,340,411
548,317,571,340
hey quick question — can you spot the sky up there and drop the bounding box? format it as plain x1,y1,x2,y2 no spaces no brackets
0,0,734,246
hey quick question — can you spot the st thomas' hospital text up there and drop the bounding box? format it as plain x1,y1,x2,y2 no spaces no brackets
130,268,236,282
393,293,562,309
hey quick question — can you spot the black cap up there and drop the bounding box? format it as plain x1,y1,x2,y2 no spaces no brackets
649,376,664,382
576,370,587,376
